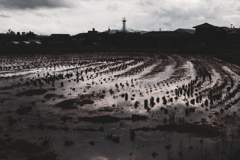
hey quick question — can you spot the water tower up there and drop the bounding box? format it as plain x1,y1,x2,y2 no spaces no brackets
122,17,127,33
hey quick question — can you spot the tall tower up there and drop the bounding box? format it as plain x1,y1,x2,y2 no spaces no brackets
122,17,127,33
108,26,111,35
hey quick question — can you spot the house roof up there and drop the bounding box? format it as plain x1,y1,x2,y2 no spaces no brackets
11,41,19,44
23,41,30,44
30,41,42,44
193,23,218,29
175,28,195,34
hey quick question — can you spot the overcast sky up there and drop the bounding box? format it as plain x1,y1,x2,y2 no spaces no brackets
0,0,239,35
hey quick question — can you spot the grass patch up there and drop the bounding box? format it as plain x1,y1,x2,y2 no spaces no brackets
78,115,122,123
30,152,58,160
134,123,221,137
0,139,58,159
56,99,78,110
37,123,58,130
132,114,148,122
16,106,32,115
98,107,115,112
7,139,45,154
56,99,94,110
16,89,48,96
44,94,64,99
78,114,148,123
74,127,104,132
79,100,94,106
221,115,237,124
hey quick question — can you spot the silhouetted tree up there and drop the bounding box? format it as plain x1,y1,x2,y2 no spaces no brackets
7,29,15,36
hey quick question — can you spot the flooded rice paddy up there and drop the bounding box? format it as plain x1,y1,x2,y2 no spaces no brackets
0,52,240,160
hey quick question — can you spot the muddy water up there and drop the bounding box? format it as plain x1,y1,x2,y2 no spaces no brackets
0,53,240,160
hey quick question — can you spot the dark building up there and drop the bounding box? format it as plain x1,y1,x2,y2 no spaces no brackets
0,34,11,45
110,31,141,47
193,23,219,36
49,34,71,45
140,31,184,48
72,28,99,45
192,23,228,47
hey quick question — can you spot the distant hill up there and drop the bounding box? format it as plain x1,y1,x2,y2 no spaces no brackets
102,29,149,35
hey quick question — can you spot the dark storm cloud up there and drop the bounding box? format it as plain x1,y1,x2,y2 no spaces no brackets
0,14,10,18
0,0,75,9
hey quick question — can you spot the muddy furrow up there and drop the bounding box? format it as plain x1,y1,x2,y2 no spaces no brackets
115,58,159,78
99,59,143,75
163,55,189,82
141,58,172,79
